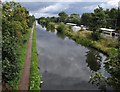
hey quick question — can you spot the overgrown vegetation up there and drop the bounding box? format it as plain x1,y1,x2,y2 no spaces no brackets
8,29,31,90
30,24,40,90
90,36,120,90
65,30,118,55
2,1,35,90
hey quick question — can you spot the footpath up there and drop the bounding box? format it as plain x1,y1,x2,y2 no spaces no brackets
18,26,34,91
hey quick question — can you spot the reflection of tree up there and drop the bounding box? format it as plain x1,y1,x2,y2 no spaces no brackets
86,49,102,71
56,32,65,39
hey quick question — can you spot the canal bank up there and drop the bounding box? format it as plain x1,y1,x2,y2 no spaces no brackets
36,23,109,90
29,23,40,90
40,22,118,56
64,30,118,56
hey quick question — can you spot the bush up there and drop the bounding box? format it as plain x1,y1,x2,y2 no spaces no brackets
46,22,55,32
56,22,66,33
91,31,101,41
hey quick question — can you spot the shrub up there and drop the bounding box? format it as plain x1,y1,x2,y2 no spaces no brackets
46,22,55,32
56,22,66,33
91,31,101,41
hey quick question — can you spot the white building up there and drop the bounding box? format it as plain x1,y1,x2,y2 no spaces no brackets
72,26,81,32
66,23,81,32
66,23,77,26
100,28,116,36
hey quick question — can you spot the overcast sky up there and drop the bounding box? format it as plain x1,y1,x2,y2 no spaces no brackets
2,0,120,18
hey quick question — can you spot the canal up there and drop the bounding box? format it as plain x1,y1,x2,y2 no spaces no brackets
36,23,109,90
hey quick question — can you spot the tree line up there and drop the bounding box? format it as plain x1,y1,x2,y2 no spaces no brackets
2,1,35,88
38,6,120,32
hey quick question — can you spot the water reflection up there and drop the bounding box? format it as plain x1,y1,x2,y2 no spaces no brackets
36,24,108,90
86,49,102,72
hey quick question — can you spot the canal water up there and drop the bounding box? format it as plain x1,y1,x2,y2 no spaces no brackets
36,23,109,90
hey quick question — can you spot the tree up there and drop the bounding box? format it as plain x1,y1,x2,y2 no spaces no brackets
92,6,107,30
46,22,55,32
80,13,92,27
117,7,120,30
58,11,68,23
28,15,35,28
56,22,66,33
67,13,81,25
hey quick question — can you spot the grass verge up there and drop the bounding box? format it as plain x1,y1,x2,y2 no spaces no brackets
65,30,118,56
29,24,40,90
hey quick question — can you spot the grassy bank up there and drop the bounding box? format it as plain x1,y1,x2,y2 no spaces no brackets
64,30,118,56
29,24,40,90
8,29,31,90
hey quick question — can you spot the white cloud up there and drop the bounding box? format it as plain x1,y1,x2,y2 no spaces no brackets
82,0,119,11
83,5,97,11
2,0,120,18
30,3,69,18
30,12,57,18
100,0,119,8
40,3,69,13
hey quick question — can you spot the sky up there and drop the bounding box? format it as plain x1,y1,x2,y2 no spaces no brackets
2,0,120,18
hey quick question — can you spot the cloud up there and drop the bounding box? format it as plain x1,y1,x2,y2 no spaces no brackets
30,3,70,18
83,5,98,11
100,0,119,8
82,0,119,11
40,3,69,13
30,12,57,18
2,0,119,18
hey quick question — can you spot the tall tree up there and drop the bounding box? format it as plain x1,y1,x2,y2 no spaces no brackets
58,11,68,23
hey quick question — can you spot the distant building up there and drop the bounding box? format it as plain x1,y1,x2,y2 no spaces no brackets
66,23,88,32
66,23,77,26
66,23,80,32
100,28,116,36
72,26,81,32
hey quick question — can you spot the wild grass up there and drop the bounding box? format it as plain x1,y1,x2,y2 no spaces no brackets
65,30,118,55
29,24,40,91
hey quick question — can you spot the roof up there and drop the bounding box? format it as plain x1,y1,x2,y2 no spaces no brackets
100,28,115,32
72,26,81,32
66,23,77,26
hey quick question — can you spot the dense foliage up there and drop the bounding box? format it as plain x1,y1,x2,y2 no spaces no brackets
81,6,120,31
91,31,101,41
38,11,81,26
2,1,35,87
56,22,66,33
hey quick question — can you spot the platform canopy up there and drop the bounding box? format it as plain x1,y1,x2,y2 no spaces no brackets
66,23,77,26
100,28,115,32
